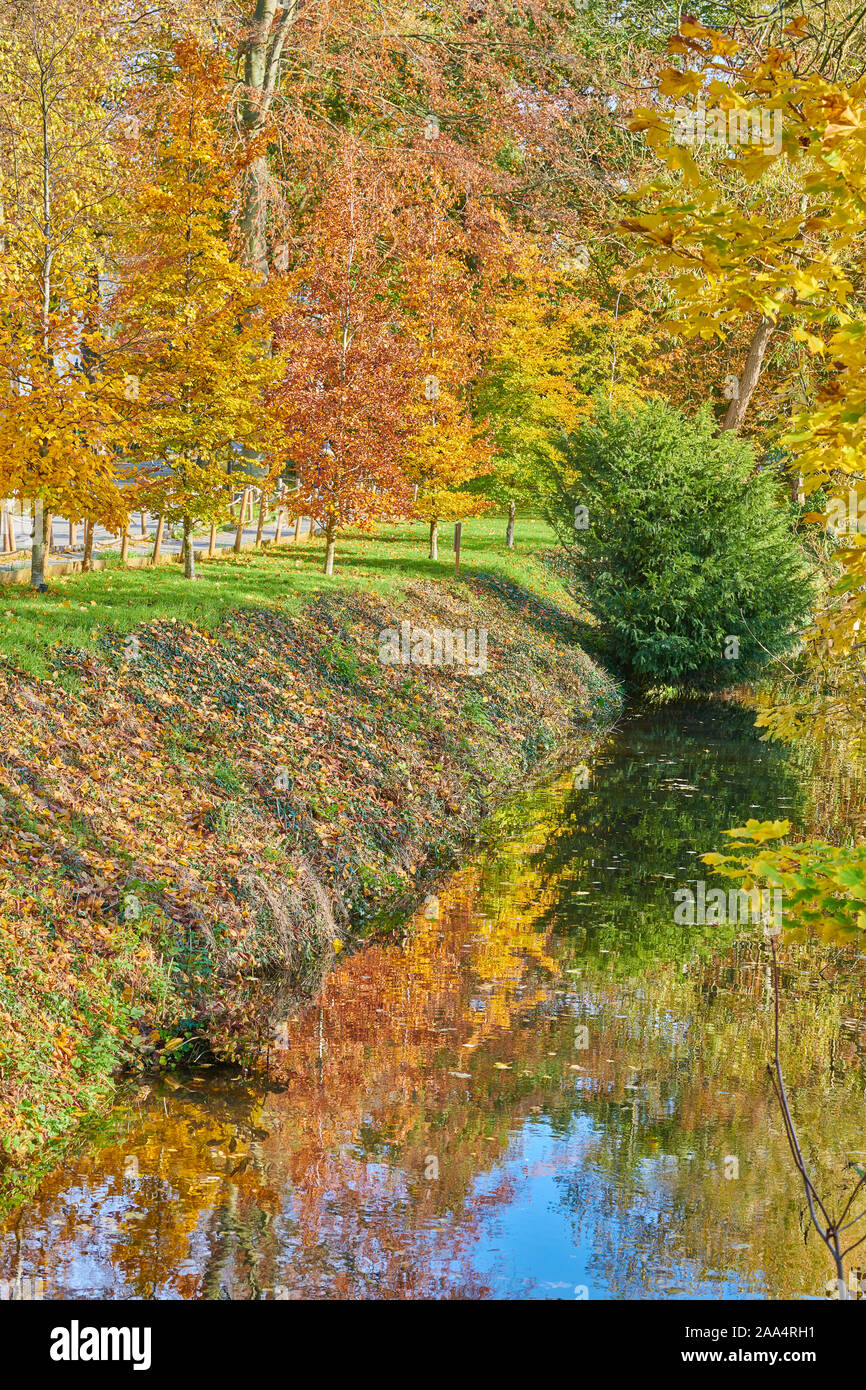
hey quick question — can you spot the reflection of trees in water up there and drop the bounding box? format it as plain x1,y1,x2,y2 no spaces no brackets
478,701,808,972
529,933,866,1299
0,704,863,1299
0,1074,283,1298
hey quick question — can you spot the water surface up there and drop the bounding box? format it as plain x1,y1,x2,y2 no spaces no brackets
3,704,865,1299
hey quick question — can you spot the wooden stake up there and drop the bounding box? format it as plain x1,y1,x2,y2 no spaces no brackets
234,488,249,553
255,491,269,548
82,519,94,571
31,498,48,588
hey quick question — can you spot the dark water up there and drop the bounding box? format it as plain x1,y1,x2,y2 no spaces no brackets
3,704,866,1300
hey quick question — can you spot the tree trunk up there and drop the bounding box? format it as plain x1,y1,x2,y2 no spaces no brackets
30,498,49,589
69,519,77,549
274,504,284,544
429,518,439,561
151,516,164,565
323,515,337,575
234,489,249,553
720,316,776,433
82,520,94,572
208,522,217,558
121,529,130,564
183,517,196,580
506,499,516,548
236,7,298,508
293,513,302,543
238,2,300,274
255,492,268,547
240,152,270,280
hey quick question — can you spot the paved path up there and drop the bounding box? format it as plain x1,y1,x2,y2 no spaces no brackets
0,506,321,571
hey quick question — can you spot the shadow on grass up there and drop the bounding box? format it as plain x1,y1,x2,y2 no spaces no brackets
0,518,560,677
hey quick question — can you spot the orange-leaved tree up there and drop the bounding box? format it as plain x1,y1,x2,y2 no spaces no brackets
110,38,286,580
271,139,413,575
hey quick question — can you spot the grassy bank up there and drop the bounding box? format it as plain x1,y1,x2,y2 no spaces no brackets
0,517,621,1198
0,517,568,679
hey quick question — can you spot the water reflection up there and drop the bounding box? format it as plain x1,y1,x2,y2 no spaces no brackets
2,704,865,1299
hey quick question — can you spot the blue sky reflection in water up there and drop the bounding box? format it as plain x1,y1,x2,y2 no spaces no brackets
2,703,864,1300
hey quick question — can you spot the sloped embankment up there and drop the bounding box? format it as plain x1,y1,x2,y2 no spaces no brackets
0,570,620,1173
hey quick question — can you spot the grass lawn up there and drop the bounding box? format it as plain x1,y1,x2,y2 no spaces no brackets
0,515,564,679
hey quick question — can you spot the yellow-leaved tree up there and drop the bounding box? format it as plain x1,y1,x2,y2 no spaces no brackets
0,0,131,587
400,172,499,561
475,237,660,546
110,39,286,580
624,15,866,746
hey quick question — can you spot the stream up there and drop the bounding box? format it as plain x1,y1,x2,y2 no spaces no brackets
2,702,865,1300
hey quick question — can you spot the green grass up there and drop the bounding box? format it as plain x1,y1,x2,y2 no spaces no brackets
0,515,561,678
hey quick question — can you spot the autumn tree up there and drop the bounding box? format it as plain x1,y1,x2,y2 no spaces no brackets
0,0,132,587
271,140,413,576
110,39,285,580
475,238,663,545
621,16,866,733
622,17,854,435
398,169,503,560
